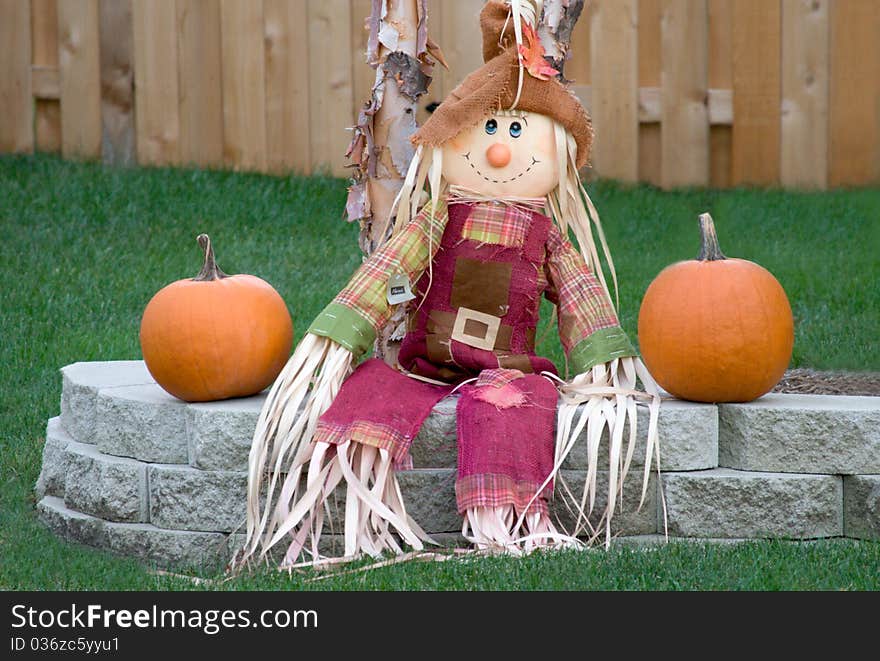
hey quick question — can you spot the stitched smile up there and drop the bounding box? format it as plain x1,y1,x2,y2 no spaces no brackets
463,153,540,184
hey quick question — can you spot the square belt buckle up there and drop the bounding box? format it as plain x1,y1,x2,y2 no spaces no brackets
451,307,501,351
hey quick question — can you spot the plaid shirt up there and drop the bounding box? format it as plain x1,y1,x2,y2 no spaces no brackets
308,198,636,374
543,223,635,370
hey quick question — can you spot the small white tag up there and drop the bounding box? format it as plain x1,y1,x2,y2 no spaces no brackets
387,272,416,305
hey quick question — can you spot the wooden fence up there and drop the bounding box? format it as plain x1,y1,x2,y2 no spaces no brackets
2,0,879,188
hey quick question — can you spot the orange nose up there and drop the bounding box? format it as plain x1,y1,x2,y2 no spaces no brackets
485,143,511,168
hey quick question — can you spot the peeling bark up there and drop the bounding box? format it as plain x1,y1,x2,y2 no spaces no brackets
385,51,431,101
538,0,585,82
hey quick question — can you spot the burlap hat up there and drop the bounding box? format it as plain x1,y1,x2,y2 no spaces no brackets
412,1,593,169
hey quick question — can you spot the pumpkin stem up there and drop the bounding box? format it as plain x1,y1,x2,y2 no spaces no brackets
193,233,229,281
697,213,727,261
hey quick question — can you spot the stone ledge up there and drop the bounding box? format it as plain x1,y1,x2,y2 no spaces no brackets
56,423,149,524
37,496,231,568
609,534,755,548
60,361,155,444
60,361,719,474
186,397,266,470
663,468,843,539
719,394,880,474
35,418,70,500
148,464,248,533
843,475,880,540
45,360,879,569
95,384,189,463
237,469,462,535
410,397,458,468
562,398,718,472
38,418,150,523
553,470,659,536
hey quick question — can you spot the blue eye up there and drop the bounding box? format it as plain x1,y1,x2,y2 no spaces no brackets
485,119,497,135
509,121,522,138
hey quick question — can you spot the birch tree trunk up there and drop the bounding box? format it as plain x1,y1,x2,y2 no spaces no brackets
346,0,434,253
346,0,440,361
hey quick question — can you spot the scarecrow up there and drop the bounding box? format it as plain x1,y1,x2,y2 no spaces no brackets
236,0,662,568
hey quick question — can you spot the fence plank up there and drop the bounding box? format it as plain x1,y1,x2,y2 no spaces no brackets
132,0,179,165
575,85,730,125
58,0,102,159
0,0,33,153
99,0,135,166
661,0,708,188
11,0,879,188
264,0,311,174
420,0,445,120
568,1,590,86
829,0,880,187
220,0,267,170
32,67,59,98
440,0,483,92
639,0,662,186
590,0,639,181
731,0,781,185
308,0,354,176
707,0,731,187
31,0,61,152
351,0,374,108
177,0,224,167
780,0,828,189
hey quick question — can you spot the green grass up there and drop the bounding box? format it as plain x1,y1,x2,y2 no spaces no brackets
1,153,878,591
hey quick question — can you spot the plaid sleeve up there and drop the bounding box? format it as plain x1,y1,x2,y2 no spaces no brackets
544,224,637,374
307,199,449,357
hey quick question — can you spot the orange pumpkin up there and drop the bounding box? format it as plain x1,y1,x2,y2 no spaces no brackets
140,234,293,402
637,213,794,403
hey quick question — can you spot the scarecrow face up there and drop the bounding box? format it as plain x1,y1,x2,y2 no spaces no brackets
441,111,559,198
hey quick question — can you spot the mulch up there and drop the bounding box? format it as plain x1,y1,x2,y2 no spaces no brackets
772,369,880,397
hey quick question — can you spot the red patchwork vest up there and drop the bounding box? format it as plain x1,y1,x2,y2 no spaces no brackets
397,201,558,383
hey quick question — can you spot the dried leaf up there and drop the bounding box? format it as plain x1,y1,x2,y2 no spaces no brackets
517,24,560,81
425,35,449,69
345,182,370,222
416,0,428,56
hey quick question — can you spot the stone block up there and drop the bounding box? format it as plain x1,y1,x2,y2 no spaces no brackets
410,397,459,468
719,394,880,474
663,468,842,539
62,437,148,523
95,384,188,463
398,468,460,532
186,395,266,470
104,522,231,569
148,465,247,532
280,467,462,534
610,535,756,548
562,398,718,472
551,470,659,536
37,496,109,548
35,418,70,499
843,475,880,540
60,361,155,444
37,495,231,569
